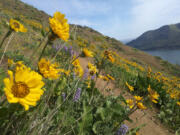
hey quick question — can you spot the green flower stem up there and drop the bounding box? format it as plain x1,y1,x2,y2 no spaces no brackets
38,40,49,62
71,54,80,64
0,30,12,49
30,31,50,59
0,32,14,66
50,41,66,62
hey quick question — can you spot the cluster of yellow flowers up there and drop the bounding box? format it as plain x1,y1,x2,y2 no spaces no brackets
72,58,84,77
87,62,98,76
112,52,145,72
126,96,147,110
134,96,147,110
107,74,115,81
6,57,71,110
103,50,115,63
147,68,180,105
98,74,115,82
147,85,159,104
75,36,88,48
38,58,61,80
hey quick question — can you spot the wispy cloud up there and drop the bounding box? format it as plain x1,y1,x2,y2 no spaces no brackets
21,0,180,40
130,0,180,38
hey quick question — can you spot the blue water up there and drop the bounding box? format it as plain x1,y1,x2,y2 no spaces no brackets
145,50,180,65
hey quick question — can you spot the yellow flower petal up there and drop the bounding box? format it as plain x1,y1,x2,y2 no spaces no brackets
4,66,44,111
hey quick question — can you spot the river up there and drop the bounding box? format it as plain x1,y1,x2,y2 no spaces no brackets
145,50,180,65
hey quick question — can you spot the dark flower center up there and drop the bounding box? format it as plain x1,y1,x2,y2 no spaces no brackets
12,82,29,98
13,22,20,28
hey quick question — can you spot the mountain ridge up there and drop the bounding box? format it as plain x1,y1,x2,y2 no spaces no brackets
128,23,180,50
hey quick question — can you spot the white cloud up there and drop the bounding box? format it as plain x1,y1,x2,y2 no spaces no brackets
130,0,180,38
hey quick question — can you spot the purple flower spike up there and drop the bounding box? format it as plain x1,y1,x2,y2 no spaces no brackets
73,73,76,79
73,88,82,102
82,68,89,80
52,44,56,49
91,74,96,80
52,44,62,52
69,46,74,56
64,46,68,52
116,124,128,135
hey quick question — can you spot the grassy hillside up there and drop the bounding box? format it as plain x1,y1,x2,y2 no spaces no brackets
0,0,180,76
0,0,179,134
128,23,180,50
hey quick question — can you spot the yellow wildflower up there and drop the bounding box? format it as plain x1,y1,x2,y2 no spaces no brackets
137,102,147,110
82,48,93,57
107,74,115,81
107,55,115,63
49,11,69,41
9,19,27,32
72,58,80,67
126,99,134,109
8,59,14,66
87,62,98,76
59,69,70,76
148,85,159,103
177,101,180,106
72,58,83,77
134,96,143,102
98,75,109,81
38,58,60,79
170,90,180,100
4,67,44,110
74,65,84,77
64,70,70,76
148,66,152,73
86,80,91,88
15,61,27,72
104,50,115,63
125,82,134,92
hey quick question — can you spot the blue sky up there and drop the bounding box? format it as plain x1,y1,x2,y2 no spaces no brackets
21,0,180,40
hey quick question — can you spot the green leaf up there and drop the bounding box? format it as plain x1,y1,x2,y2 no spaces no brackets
92,121,103,134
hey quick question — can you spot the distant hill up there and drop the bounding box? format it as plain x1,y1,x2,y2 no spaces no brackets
0,0,180,76
127,23,180,50
121,38,133,44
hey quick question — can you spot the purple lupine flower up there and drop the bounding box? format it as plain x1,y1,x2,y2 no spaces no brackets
64,46,68,52
62,93,66,101
56,44,62,51
70,49,74,56
52,44,56,49
52,44,62,52
116,124,128,135
69,46,74,56
73,88,82,102
91,74,96,80
82,68,89,80
73,73,76,79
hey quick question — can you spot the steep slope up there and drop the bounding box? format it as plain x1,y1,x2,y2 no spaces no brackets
0,0,180,76
0,0,179,134
128,23,180,50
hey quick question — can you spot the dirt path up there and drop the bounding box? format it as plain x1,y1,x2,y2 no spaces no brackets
79,57,173,135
